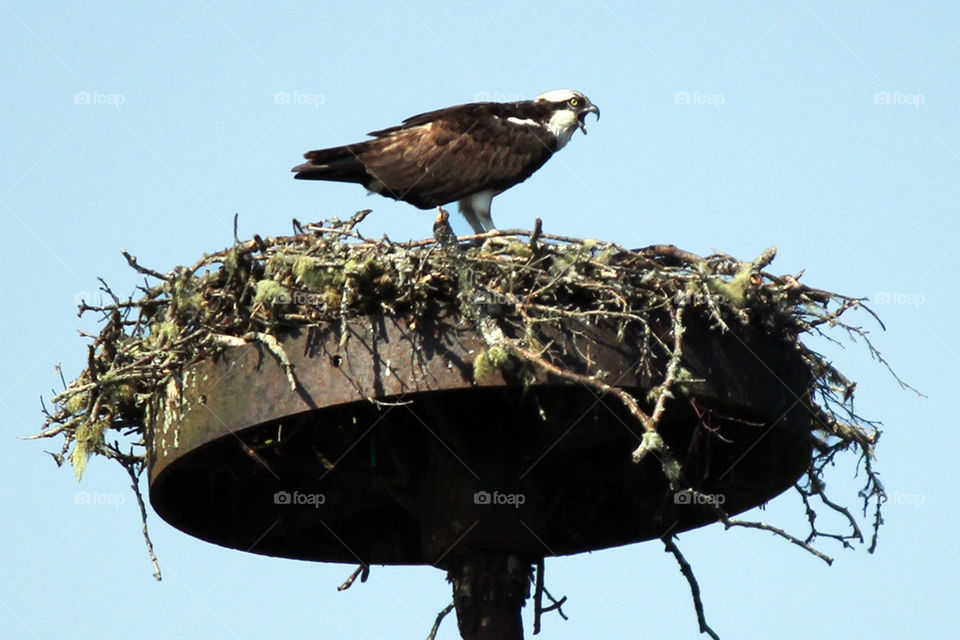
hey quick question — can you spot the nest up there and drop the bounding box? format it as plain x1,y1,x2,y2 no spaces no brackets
34,210,896,595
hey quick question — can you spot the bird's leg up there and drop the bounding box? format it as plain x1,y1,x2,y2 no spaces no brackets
457,196,494,237
465,214,489,236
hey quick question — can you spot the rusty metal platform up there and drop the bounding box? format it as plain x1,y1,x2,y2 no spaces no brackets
147,310,812,566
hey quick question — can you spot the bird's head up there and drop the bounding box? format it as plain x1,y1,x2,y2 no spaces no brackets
536,89,600,135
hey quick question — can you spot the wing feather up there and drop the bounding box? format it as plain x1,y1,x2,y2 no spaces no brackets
360,112,557,209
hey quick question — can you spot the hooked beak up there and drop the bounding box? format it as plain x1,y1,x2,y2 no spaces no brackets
578,103,600,134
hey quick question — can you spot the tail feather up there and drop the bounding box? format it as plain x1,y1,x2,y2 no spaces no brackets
292,144,370,183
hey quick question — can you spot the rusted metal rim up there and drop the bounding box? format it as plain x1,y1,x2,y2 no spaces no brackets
148,310,813,565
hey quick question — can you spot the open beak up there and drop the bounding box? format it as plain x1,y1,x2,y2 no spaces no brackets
578,103,600,134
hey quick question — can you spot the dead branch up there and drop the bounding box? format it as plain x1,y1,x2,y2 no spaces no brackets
426,602,455,640
122,459,162,581
337,563,369,591
121,249,170,282
663,535,720,640
720,514,833,565
532,558,568,634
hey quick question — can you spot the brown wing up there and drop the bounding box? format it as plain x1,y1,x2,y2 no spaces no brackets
358,112,557,209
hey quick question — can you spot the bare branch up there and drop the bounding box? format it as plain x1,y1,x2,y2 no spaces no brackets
425,602,454,640
337,563,369,591
720,514,833,565
663,535,720,640
122,460,162,581
121,249,170,282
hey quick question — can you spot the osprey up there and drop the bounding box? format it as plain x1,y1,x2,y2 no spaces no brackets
292,89,599,233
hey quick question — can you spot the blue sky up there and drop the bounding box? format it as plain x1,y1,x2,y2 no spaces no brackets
2,1,957,638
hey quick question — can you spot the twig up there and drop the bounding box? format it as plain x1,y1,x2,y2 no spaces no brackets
337,563,369,591
509,343,649,432
533,558,545,634
426,602,454,640
531,559,569,635
633,305,686,464
247,332,298,392
122,461,162,581
662,535,719,640
540,588,568,619
797,479,863,548
639,244,708,267
121,250,170,282
860,448,885,553
529,217,543,252
720,513,834,565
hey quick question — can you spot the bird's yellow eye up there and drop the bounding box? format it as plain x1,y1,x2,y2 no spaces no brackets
569,97,580,107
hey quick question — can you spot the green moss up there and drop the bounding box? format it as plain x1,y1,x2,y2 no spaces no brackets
263,254,283,277
64,392,90,415
157,319,179,343
661,456,682,485
223,247,240,276
488,345,509,368
254,279,289,306
144,318,180,348
292,255,332,290
323,288,341,309
506,242,533,258
473,352,493,381
109,382,137,405
472,345,510,381
639,429,664,452
707,264,753,307
595,245,615,264
525,335,543,354
70,419,107,481
175,290,204,315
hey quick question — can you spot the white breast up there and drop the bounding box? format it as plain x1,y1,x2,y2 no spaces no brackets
546,109,578,149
